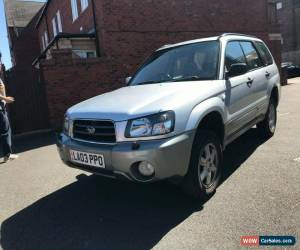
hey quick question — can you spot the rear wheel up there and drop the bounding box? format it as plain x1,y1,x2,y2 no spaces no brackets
182,130,223,201
257,98,277,138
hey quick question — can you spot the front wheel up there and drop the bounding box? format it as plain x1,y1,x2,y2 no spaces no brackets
257,98,277,138
182,130,223,201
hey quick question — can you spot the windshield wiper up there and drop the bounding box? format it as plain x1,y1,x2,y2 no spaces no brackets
135,80,170,85
135,76,212,85
172,76,211,82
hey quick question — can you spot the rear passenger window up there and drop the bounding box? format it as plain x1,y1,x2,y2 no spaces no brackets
240,41,263,70
225,41,246,70
254,42,273,66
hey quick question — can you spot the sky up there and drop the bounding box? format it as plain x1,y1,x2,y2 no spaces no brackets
0,0,46,69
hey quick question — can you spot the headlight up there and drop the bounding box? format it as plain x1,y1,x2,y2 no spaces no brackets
126,111,175,138
63,115,71,135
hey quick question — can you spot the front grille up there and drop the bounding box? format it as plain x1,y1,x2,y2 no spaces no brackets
72,120,116,143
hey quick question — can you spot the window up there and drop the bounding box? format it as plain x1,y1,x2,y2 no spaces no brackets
52,10,62,37
41,31,48,51
73,50,96,58
71,0,78,21
276,2,282,10
240,41,263,70
225,41,246,70
14,27,24,37
56,10,63,32
80,0,89,12
52,17,57,37
41,36,45,50
254,42,273,66
86,51,96,58
44,31,48,46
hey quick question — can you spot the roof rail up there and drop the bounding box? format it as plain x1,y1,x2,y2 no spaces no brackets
218,33,258,39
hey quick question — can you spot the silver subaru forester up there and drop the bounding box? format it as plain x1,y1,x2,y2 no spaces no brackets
57,33,280,200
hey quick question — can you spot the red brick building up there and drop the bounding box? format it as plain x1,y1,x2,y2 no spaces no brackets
32,0,282,129
277,0,300,64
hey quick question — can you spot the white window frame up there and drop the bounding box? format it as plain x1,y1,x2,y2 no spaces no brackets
71,0,79,21
52,17,57,37
56,10,63,32
80,0,89,12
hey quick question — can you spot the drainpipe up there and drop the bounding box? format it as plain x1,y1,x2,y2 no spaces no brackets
91,0,101,57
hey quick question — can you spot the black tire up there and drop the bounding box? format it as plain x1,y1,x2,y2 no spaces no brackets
181,130,223,201
257,98,277,138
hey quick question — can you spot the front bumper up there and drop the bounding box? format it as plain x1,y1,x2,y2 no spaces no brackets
56,131,195,182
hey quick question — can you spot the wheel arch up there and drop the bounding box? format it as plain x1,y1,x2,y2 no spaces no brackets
196,111,225,147
186,97,226,146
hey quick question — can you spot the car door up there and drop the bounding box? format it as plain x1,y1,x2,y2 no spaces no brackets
224,41,255,136
253,41,276,111
240,41,267,116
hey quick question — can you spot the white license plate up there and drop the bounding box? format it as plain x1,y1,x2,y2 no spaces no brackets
69,150,105,168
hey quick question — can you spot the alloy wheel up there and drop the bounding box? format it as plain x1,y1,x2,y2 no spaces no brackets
268,103,276,133
198,143,218,188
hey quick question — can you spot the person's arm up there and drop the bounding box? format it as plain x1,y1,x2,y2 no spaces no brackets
0,82,14,103
0,95,14,103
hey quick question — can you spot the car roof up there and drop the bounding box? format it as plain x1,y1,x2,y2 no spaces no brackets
157,33,263,51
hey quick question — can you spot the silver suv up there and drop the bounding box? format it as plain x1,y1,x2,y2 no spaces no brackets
57,33,280,200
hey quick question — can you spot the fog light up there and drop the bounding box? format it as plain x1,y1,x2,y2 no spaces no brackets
138,161,155,177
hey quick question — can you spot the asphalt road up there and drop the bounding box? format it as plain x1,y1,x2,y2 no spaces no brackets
0,78,300,250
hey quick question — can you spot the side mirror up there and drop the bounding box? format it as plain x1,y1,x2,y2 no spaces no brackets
226,63,248,79
125,76,132,85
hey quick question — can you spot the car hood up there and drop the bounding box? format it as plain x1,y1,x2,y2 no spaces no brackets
68,81,224,121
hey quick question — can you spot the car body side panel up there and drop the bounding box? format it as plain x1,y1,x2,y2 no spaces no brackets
224,74,257,136
266,64,281,101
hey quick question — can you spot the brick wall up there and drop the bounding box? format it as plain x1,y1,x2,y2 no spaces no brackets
283,49,300,65
98,0,270,72
40,49,124,128
276,0,300,65
277,0,300,52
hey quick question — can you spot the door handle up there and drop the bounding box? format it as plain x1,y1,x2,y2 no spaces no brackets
265,71,271,78
246,77,253,87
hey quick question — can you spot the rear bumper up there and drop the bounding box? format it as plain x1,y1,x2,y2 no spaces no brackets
56,131,195,182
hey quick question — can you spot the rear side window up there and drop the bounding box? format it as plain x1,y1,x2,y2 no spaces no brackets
225,41,246,70
240,41,263,71
254,42,274,66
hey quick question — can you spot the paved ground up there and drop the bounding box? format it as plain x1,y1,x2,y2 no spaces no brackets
0,78,300,250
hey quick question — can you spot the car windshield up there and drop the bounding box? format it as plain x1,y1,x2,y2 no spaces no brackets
130,41,220,86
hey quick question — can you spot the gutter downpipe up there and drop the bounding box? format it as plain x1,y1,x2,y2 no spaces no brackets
91,0,101,57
